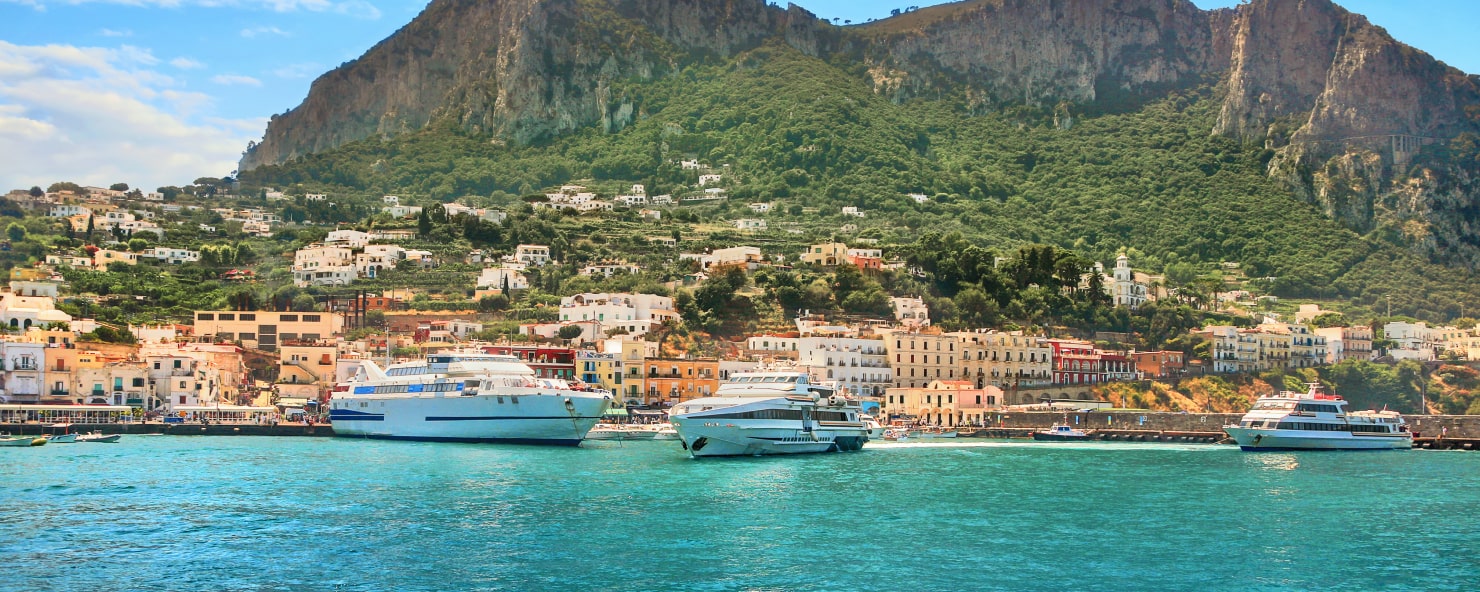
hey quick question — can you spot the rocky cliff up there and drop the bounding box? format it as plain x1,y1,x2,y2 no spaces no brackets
239,0,1480,263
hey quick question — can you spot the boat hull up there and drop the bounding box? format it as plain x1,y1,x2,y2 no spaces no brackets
330,392,610,445
670,419,869,457
1225,427,1410,451
1032,433,1091,442
77,434,121,443
0,437,45,447
46,434,78,443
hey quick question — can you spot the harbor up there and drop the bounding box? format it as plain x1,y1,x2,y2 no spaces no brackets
6,434,1480,591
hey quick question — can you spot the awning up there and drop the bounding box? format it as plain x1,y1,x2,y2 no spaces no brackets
276,397,310,407
603,407,629,416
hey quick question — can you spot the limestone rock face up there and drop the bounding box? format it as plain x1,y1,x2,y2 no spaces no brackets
858,0,1222,107
240,1,1480,267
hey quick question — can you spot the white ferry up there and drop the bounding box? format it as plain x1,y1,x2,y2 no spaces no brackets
667,371,869,457
329,353,612,445
1224,383,1411,451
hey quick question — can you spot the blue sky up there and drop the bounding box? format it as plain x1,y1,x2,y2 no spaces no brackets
1,0,1477,192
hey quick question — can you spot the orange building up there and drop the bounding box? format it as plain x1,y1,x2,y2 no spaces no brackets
1131,350,1185,379
641,357,719,407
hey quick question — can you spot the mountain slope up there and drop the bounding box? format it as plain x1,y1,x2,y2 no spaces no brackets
236,0,1480,311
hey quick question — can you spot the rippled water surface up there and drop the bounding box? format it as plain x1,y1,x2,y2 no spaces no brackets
3,436,1478,591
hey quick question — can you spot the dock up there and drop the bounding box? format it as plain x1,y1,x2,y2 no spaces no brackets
1413,437,1480,450
1,423,335,437
961,428,1228,444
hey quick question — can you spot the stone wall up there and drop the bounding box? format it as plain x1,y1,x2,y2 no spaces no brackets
972,411,1480,438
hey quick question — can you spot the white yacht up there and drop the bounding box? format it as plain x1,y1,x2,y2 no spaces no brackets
329,353,612,445
1224,383,1411,451
861,414,886,441
668,371,869,457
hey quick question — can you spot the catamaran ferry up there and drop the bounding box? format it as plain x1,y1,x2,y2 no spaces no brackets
329,353,612,445
667,371,869,457
1224,383,1411,451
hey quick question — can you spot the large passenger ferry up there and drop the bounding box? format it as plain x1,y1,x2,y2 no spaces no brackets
1224,383,1411,451
667,371,869,457
329,353,612,445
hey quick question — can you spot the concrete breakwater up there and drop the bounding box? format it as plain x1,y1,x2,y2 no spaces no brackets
2,423,334,437
969,411,1480,439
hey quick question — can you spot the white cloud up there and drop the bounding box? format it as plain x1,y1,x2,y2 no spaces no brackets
0,40,261,192
99,28,133,38
211,74,263,87
170,57,205,70
7,1,383,19
241,26,290,38
272,62,322,79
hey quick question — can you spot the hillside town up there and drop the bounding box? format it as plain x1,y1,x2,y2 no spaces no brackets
4,181,1473,426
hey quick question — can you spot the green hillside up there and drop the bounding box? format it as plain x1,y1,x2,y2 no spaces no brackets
240,41,1480,319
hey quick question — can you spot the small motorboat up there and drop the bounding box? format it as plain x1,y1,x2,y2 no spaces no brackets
1032,423,1091,442
861,415,886,441
46,423,78,443
913,427,959,439
76,431,122,443
0,435,47,447
883,427,911,442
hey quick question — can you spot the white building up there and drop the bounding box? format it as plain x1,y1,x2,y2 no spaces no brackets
143,247,201,264
476,265,530,291
558,293,678,338
734,219,767,231
382,205,422,218
0,294,72,331
749,203,772,213
292,244,357,287
698,174,723,186
325,229,371,249
890,297,930,327
355,244,406,278
579,263,640,277
908,193,929,203
841,206,864,217
680,246,763,270
1109,254,1148,309
49,204,91,218
513,245,552,266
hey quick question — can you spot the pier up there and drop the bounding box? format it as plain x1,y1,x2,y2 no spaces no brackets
960,427,1227,444
2,422,335,437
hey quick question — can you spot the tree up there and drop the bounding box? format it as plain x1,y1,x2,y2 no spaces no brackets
557,324,585,344
127,238,148,252
5,222,25,243
417,209,432,237
85,215,94,239
28,186,43,198
291,294,318,312
109,183,129,192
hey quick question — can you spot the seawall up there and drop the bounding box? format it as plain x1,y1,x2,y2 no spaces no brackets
965,411,1480,438
3,423,335,437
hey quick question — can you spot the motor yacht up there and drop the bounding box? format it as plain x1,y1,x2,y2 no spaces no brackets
668,371,868,457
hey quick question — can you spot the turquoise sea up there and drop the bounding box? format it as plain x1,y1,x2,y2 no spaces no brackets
3,436,1478,591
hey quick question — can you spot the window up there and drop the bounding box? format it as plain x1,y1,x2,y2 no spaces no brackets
281,314,299,322
132,378,145,387
173,360,182,369
198,313,214,321
240,313,256,321
303,315,321,322
219,313,235,321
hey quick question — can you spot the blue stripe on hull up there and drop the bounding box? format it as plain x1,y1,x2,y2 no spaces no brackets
343,434,585,446
423,416,606,421
1239,446,1408,452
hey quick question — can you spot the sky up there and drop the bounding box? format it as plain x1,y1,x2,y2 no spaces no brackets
1,0,1477,193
